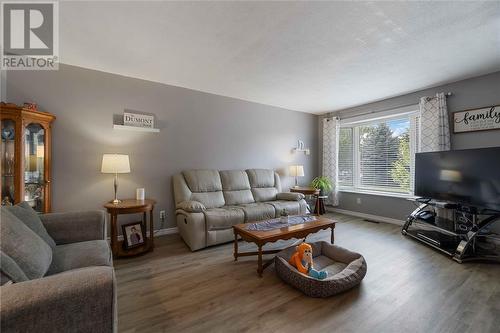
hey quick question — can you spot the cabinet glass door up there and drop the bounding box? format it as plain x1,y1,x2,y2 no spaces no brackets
1,119,16,206
24,123,45,212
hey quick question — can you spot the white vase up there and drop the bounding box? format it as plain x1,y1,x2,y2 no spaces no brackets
136,188,145,200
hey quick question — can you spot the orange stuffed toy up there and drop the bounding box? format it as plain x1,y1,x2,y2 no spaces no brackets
289,243,327,279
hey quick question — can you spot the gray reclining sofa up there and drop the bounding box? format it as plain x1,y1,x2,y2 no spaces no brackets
173,169,307,251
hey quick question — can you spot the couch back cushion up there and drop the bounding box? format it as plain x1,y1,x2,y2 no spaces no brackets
246,169,281,202
182,170,225,208
0,208,52,280
220,170,255,205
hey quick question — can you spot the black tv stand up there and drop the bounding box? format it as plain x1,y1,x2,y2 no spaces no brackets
402,199,500,263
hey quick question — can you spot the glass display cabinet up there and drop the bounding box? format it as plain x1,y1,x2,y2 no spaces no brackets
1,102,56,213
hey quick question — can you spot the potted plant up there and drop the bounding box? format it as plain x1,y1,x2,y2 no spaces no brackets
310,176,333,196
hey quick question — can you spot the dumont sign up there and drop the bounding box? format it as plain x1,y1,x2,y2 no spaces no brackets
124,112,154,128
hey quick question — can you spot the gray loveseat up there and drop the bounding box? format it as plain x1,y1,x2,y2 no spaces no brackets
173,169,307,251
0,203,116,333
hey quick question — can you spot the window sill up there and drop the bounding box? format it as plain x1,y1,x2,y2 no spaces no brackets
339,188,417,200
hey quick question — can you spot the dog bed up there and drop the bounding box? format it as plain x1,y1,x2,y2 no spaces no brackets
275,241,367,297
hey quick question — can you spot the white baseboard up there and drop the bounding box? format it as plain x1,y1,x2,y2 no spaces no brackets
116,227,178,241
328,207,404,225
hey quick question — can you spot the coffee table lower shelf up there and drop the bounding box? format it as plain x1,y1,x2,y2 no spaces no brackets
232,216,336,277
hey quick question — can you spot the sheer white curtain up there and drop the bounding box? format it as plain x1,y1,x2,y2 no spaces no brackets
322,117,340,206
419,92,451,152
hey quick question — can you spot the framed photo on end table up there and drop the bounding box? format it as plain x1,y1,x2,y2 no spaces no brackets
122,221,146,249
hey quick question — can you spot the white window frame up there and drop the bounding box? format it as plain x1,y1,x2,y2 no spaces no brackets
338,105,420,198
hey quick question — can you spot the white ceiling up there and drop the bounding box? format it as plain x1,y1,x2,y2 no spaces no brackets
59,1,500,114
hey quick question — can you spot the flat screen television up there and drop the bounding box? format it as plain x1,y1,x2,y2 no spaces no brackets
415,147,500,212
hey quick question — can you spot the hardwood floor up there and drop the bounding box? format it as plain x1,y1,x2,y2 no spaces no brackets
114,213,500,333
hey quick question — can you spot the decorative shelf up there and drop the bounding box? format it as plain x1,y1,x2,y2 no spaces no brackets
112,125,160,133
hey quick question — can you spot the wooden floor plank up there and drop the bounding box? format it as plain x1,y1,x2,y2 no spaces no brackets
115,213,500,333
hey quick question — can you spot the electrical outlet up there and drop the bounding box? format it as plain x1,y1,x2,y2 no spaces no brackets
160,210,166,222
356,198,362,205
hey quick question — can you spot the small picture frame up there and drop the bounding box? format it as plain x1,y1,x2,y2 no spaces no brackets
122,222,146,249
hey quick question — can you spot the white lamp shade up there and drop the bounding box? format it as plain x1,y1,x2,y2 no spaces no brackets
101,154,131,174
289,165,305,177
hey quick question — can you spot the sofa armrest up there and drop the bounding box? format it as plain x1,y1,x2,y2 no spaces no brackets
40,210,106,245
176,200,206,213
276,192,305,201
0,266,116,333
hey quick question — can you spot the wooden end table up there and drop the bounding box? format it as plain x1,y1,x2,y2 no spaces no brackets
104,199,156,258
290,187,326,215
314,196,328,215
232,216,336,277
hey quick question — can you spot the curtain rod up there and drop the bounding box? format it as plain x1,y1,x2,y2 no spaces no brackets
326,92,452,121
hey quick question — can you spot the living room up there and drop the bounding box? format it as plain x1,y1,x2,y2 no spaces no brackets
1,1,499,332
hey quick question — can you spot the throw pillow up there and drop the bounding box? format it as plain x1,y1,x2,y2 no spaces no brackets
0,208,53,280
0,250,28,285
5,201,56,248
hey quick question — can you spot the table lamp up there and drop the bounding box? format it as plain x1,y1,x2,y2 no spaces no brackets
289,165,304,188
101,154,130,204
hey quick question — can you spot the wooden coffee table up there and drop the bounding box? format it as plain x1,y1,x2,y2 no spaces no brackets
232,215,336,277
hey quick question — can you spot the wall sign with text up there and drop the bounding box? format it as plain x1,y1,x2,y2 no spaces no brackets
453,105,500,133
123,112,154,128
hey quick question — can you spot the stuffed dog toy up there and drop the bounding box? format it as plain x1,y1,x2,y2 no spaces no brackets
289,243,327,280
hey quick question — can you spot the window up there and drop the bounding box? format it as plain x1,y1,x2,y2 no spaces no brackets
338,112,419,196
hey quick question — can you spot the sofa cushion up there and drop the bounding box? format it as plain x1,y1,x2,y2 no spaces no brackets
204,207,245,231
220,170,255,205
0,250,28,285
183,169,222,192
220,170,251,190
190,192,225,209
252,187,278,202
183,170,225,208
5,201,56,249
246,169,276,188
247,169,280,202
47,240,112,276
0,208,52,280
223,190,254,206
266,200,302,216
237,203,276,222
